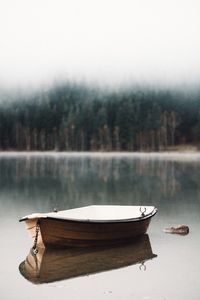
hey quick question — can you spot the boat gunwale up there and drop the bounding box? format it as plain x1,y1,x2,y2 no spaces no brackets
19,208,157,224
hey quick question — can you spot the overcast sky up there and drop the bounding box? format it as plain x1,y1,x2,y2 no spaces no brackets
0,0,200,88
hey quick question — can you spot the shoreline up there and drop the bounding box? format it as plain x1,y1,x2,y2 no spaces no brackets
0,150,200,161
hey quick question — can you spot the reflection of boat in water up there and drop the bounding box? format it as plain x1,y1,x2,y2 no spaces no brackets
19,205,157,247
19,234,157,284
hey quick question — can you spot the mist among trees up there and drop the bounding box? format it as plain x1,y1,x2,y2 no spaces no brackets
0,83,200,151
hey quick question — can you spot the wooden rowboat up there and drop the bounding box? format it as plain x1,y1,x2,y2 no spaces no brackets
19,234,157,284
19,205,157,248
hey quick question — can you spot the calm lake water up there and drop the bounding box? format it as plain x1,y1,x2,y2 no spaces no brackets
0,152,200,300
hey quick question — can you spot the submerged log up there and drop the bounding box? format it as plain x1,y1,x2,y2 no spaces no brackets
163,225,189,235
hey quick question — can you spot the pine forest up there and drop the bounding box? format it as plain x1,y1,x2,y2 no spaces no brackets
0,83,200,152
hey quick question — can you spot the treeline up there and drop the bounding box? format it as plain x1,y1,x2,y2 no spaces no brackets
0,83,200,151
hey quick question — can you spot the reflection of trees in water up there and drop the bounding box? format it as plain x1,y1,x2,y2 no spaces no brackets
0,155,200,212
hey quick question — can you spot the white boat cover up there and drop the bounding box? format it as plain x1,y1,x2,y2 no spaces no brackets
20,205,157,223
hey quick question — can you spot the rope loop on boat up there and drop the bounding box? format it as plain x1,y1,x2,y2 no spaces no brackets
32,220,40,255
140,206,146,216
139,261,146,271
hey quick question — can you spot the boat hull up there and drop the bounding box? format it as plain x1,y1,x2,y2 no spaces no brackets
25,216,152,248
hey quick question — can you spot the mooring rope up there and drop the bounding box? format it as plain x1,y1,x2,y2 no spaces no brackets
32,220,40,255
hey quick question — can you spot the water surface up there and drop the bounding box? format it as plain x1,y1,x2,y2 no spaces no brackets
0,153,200,300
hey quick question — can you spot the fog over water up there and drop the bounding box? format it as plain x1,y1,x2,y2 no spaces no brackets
0,0,200,88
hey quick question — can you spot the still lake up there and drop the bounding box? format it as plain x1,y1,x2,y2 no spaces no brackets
0,152,200,300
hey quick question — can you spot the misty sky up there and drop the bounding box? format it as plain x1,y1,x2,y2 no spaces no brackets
0,0,200,88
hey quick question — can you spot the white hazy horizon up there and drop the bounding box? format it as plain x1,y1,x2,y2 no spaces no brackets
0,0,200,88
